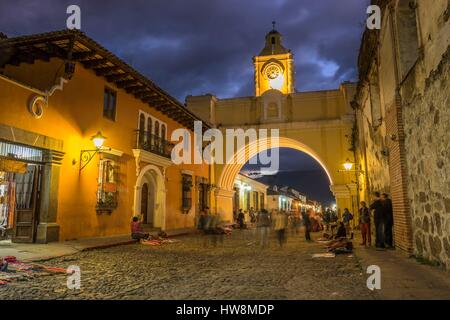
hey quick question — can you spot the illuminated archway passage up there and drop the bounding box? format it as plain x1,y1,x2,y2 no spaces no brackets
218,137,334,192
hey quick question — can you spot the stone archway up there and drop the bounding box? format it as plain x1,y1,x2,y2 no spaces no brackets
218,136,334,191
133,164,166,230
214,136,354,222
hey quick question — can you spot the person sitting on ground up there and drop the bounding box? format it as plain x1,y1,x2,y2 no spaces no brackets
335,221,347,239
131,216,150,241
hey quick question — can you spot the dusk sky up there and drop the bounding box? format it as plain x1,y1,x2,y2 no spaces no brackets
0,0,369,100
0,0,369,204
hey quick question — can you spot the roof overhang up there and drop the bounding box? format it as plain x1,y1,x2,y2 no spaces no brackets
0,30,210,132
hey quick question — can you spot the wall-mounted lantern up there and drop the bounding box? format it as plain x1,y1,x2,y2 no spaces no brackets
340,158,365,176
80,131,111,173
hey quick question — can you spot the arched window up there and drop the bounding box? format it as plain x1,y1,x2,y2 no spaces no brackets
161,124,166,140
161,124,167,153
147,118,153,146
154,121,160,137
138,114,145,146
154,121,160,150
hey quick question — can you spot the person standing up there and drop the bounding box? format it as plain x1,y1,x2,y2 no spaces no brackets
342,208,354,239
237,209,245,230
370,192,385,249
381,193,394,248
302,210,312,241
359,201,371,246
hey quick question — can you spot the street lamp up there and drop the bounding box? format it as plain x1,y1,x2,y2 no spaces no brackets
92,131,107,149
343,158,354,171
340,158,364,175
79,131,110,173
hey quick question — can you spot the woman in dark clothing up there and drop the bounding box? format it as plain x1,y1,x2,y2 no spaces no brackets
335,222,347,239
359,201,371,246
237,209,245,229
302,210,312,241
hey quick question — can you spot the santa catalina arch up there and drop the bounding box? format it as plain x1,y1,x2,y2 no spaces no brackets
187,26,358,222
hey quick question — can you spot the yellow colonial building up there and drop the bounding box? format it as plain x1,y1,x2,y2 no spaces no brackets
0,30,212,243
233,173,268,214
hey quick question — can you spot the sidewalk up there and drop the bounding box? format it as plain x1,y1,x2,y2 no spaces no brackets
0,234,137,262
353,240,450,300
0,227,197,263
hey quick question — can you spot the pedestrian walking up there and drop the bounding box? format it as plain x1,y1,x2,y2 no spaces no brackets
370,192,385,249
274,211,288,248
359,201,371,246
292,212,302,236
302,210,312,241
381,193,394,248
199,207,213,248
323,209,331,232
342,208,354,239
249,207,257,224
256,209,271,248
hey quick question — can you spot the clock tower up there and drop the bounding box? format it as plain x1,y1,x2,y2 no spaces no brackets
253,23,295,96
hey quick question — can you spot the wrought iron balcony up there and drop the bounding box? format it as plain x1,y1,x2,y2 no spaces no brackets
134,130,174,159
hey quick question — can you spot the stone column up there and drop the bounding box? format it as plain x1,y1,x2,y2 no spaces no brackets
346,183,359,228
36,150,64,243
330,184,352,218
215,189,235,223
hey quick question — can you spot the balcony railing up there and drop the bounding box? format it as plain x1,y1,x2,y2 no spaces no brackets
135,130,174,159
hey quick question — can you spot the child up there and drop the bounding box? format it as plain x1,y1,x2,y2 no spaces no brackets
131,216,150,240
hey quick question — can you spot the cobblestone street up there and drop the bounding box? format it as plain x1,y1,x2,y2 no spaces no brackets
0,230,378,300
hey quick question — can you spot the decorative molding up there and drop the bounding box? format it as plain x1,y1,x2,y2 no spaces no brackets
330,184,351,198
100,147,124,158
132,149,173,177
215,188,235,199
46,77,68,97
181,170,194,176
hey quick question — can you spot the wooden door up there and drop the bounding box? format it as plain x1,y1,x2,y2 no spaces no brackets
141,183,148,223
13,165,42,243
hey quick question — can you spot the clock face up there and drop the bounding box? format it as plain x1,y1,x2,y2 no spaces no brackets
266,64,281,80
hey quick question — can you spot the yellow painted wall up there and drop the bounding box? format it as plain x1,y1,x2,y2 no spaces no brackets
0,58,209,241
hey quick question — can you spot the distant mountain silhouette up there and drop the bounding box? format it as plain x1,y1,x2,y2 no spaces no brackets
254,170,335,206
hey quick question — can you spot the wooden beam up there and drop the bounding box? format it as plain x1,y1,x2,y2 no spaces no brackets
116,79,140,88
45,42,67,58
83,58,108,68
73,51,97,60
135,91,157,100
95,66,120,76
125,85,146,94
132,87,150,95
106,73,130,82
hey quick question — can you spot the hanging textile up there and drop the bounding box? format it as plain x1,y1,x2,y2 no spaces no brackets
15,166,35,210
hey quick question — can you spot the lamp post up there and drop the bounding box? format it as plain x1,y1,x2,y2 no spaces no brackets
79,131,110,173
340,158,365,227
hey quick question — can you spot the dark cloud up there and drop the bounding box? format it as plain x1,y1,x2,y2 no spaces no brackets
0,0,368,100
